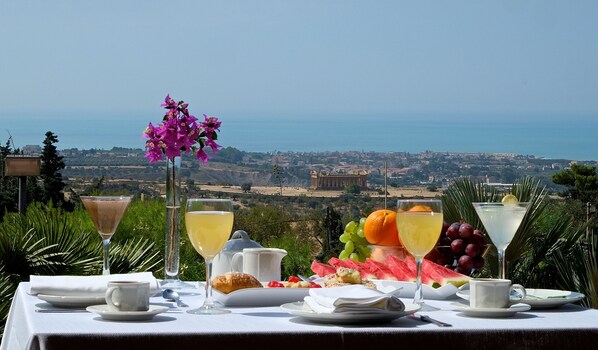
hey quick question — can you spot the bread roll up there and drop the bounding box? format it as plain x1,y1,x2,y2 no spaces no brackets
212,272,263,294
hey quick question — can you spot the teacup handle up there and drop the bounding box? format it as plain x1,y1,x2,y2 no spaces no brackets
510,284,527,302
105,286,120,308
231,252,243,273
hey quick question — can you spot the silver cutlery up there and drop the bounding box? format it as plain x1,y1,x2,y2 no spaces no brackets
297,274,315,282
415,314,452,327
36,309,88,313
162,289,188,307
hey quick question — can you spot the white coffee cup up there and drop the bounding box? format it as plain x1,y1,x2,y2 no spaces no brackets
469,278,526,309
231,248,287,282
105,281,150,312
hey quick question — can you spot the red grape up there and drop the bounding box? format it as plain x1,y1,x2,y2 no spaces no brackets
446,223,461,240
432,221,486,273
459,223,474,240
472,230,486,245
451,239,465,254
458,255,473,271
465,243,480,257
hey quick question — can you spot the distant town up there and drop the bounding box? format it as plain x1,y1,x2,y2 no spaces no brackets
19,145,591,197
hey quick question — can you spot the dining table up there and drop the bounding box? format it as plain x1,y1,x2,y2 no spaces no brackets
2,281,598,350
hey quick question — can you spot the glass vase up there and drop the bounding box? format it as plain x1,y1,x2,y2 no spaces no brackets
162,156,193,290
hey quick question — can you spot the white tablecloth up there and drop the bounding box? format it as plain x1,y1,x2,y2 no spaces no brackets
2,282,598,350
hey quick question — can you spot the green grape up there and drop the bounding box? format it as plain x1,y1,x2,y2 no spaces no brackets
339,231,351,243
339,249,351,260
345,221,358,233
354,235,368,245
356,228,365,238
357,245,372,258
344,240,355,254
339,217,372,261
359,217,366,228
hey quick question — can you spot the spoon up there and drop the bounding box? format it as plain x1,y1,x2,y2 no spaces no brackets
297,274,315,282
162,289,188,307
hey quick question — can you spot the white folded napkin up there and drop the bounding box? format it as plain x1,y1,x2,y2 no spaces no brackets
29,272,161,297
303,285,405,314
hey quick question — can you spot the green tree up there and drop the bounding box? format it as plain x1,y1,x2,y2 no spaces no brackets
241,182,252,193
272,164,284,196
0,139,19,220
40,132,69,209
344,184,361,194
552,163,598,204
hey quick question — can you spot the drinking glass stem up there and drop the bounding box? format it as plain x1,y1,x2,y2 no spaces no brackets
102,238,111,275
498,248,506,280
414,257,424,305
203,259,215,308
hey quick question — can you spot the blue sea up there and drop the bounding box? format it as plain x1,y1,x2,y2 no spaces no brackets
2,115,597,162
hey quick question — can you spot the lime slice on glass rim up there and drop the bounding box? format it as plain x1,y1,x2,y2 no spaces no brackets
501,194,519,205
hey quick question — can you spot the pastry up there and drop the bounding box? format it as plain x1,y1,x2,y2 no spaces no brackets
212,272,263,294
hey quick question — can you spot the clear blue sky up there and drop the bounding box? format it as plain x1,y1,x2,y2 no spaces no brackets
2,0,597,120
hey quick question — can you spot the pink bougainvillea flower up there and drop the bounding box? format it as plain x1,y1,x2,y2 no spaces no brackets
144,94,221,164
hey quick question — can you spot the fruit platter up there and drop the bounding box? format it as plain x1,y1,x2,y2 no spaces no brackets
311,255,468,300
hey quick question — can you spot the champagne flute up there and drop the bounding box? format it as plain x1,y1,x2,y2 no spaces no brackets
396,199,443,310
185,198,234,315
81,196,133,275
473,201,529,279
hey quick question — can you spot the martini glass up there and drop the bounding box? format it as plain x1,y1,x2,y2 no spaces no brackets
81,196,133,275
396,199,443,310
185,198,234,315
473,202,529,279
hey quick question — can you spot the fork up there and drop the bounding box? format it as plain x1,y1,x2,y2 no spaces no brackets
415,314,452,327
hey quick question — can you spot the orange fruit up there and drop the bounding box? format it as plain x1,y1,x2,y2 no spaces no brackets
364,209,402,246
409,205,433,212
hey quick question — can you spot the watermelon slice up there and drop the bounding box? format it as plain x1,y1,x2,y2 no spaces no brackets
327,257,347,269
310,261,336,277
400,255,470,288
364,259,397,280
421,259,470,287
328,257,376,280
385,255,416,282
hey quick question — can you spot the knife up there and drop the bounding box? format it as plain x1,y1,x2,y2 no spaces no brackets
416,314,452,327
35,309,88,313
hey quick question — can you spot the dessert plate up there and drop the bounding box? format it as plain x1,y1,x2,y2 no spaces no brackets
86,305,168,321
452,302,531,318
37,294,106,308
214,287,313,307
371,280,459,300
456,288,585,309
280,301,421,324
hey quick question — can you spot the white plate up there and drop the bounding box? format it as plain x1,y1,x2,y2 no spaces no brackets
455,288,585,309
214,287,312,307
452,302,531,318
86,305,169,321
37,294,106,308
280,301,421,324
371,280,459,300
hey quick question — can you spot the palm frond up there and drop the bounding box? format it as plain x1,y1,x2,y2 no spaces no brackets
108,237,162,274
0,269,17,339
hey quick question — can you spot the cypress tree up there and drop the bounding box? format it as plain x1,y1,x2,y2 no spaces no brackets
40,131,66,207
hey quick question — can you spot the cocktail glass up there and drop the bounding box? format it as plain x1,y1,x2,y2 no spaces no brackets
473,202,529,279
185,198,234,315
396,199,443,310
81,196,133,275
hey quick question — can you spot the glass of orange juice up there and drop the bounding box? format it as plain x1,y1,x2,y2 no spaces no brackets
396,199,443,310
185,198,234,315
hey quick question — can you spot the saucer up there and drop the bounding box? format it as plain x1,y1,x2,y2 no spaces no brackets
280,302,421,324
37,294,106,308
452,302,531,318
456,288,585,309
86,305,169,321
